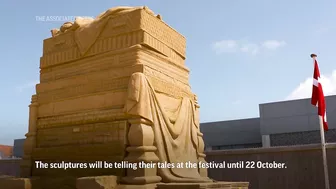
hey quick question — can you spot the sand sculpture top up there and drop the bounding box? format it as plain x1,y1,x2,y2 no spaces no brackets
51,6,162,37
49,6,170,57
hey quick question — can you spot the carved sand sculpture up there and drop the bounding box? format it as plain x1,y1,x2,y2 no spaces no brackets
10,6,249,189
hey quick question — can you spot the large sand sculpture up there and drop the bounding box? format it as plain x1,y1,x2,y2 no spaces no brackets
11,6,249,189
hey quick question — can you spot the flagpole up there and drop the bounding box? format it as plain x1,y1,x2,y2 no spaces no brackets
319,115,330,189
311,54,330,189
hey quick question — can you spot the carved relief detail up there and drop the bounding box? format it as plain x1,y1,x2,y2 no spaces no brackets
40,44,189,84
43,8,186,61
37,110,130,129
40,31,144,69
36,121,126,147
144,67,190,91
142,32,185,65
139,56,189,84
51,54,121,80
40,53,141,83
140,10,186,58
41,32,186,72
38,74,192,104
38,82,184,106
146,75,193,99
43,32,77,54
37,77,129,103
37,65,143,93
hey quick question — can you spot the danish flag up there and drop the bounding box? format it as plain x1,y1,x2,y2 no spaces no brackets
311,55,328,131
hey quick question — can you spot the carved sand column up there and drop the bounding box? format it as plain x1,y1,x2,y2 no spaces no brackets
21,95,38,177
194,95,208,178
122,117,162,184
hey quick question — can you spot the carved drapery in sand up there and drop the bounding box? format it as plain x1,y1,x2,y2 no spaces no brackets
124,73,210,182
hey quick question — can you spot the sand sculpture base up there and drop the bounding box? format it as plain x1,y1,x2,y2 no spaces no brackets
0,176,249,189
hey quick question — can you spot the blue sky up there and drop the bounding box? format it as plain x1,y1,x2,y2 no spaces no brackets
0,0,336,145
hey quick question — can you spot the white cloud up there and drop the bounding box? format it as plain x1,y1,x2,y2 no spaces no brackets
213,39,285,55
240,43,259,55
212,40,238,54
261,40,286,50
15,80,39,93
286,70,336,100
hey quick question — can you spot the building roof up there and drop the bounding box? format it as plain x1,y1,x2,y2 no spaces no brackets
200,95,336,148
0,145,13,158
259,94,336,135
259,94,336,106
200,118,261,146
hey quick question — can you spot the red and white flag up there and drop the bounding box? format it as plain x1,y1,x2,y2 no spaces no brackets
311,56,328,131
